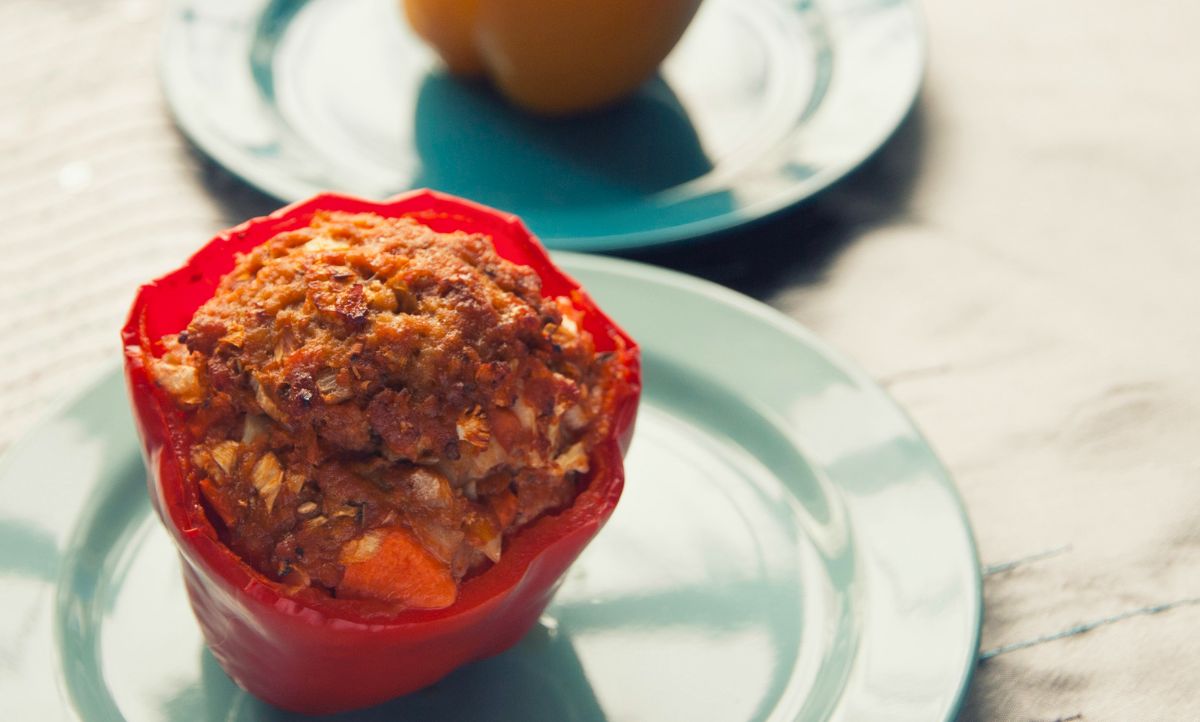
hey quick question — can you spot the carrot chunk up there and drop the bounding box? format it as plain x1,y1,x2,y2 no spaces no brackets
199,477,237,528
490,490,518,530
338,527,457,608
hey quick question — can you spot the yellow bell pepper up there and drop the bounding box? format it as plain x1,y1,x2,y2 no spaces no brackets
403,0,704,115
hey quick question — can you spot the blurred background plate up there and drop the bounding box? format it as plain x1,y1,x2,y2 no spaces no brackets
160,0,924,252
0,255,978,721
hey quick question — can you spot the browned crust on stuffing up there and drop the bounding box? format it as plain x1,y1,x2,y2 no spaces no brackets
151,212,619,602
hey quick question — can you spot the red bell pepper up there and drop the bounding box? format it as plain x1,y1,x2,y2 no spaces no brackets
121,190,641,714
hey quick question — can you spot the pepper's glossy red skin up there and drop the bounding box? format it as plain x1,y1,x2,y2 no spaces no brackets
121,190,640,714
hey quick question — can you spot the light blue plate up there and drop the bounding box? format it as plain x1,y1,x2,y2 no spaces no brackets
0,255,979,720
160,0,924,252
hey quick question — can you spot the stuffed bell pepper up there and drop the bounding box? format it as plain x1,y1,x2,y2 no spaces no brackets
121,190,640,713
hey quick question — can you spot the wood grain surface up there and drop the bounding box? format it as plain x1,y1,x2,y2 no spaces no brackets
2,0,1199,719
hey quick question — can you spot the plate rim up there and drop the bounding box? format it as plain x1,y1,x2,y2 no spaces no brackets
157,0,927,252
0,253,980,720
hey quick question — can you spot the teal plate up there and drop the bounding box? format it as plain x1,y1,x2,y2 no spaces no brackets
160,0,924,252
0,255,979,720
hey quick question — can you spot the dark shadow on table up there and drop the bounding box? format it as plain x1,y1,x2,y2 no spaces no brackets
956,673,990,722
617,98,929,303
185,145,282,226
